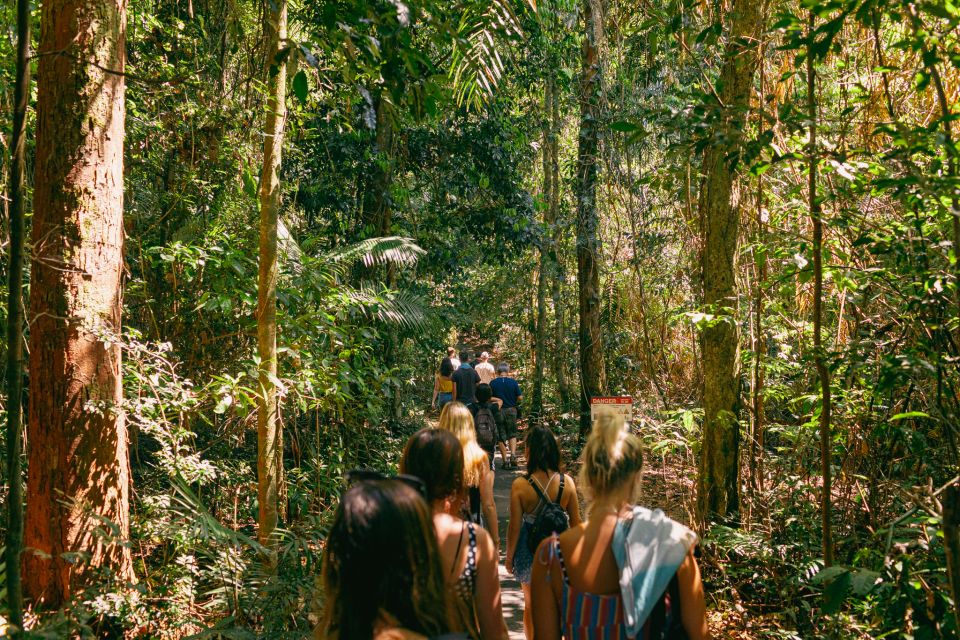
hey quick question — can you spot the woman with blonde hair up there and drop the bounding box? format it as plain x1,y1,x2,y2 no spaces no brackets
531,412,709,640
437,402,499,551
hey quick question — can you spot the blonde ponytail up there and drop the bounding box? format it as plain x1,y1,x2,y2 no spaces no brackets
578,411,643,500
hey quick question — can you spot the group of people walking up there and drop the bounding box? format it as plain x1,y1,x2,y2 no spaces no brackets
317,365,710,640
433,349,522,470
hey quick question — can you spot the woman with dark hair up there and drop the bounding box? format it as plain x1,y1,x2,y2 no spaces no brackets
401,429,508,640
505,425,582,639
432,357,457,411
317,478,467,640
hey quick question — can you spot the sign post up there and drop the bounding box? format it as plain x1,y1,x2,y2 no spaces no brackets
590,396,633,425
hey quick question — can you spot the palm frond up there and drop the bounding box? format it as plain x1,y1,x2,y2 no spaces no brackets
348,286,431,331
450,0,527,110
325,236,425,269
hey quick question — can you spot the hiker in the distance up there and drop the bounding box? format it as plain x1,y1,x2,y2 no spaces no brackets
445,346,461,371
432,356,456,412
468,383,504,470
451,350,481,406
490,362,522,470
505,425,581,640
474,352,496,385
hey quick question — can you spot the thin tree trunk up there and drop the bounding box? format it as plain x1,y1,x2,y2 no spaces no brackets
576,0,607,439
257,0,287,548
695,0,767,524
943,486,960,631
4,0,30,627
532,81,552,418
25,0,134,604
549,77,571,411
808,10,833,566
749,47,767,501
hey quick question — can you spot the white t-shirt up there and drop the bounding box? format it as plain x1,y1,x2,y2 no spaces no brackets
475,361,496,384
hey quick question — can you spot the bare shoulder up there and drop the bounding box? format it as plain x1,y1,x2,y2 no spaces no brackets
511,475,531,491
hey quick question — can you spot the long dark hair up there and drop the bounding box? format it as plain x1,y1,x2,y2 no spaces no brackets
401,428,465,505
439,357,454,377
318,480,451,639
526,424,561,475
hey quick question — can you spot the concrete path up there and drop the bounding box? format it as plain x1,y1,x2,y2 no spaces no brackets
493,455,526,640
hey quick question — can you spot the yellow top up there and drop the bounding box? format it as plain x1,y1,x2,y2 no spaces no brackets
438,376,454,393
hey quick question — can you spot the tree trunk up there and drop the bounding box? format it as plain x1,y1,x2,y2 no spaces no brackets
807,10,833,566
749,48,767,503
943,486,960,631
576,0,607,439
532,81,552,419
695,0,767,524
5,0,30,627
24,0,134,605
257,0,287,548
548,75,571,411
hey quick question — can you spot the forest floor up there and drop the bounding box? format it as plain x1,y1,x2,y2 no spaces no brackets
492,456,526,639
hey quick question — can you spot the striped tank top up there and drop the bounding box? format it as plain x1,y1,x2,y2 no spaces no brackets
549,535,628,640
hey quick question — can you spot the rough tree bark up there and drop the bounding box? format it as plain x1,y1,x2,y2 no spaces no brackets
576,0,607,438
257,0,288,548
807,11,833,566
695,0,767,524
5,0,30,627
24,0,134,605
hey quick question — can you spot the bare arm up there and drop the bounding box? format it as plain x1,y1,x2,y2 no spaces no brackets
506,480,523,573
432,375,439,407
677,550,709,640
474,527,509,640
480,462,499,549
531,539,561,640
563,476,582,527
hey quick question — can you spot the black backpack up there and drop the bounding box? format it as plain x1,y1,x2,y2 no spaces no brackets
526,475,570,553
474,404,497,450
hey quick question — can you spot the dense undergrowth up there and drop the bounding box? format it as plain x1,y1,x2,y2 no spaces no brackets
3,0,960,637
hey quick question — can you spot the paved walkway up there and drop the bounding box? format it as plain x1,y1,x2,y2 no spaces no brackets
493,456,526,639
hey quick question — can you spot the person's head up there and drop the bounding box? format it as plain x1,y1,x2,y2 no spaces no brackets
476,383,493,404
447,346,456,358
319,479,450,639
497,362,510,375
526,425,561,475
401,428,465,507
480,351,490,362
438,402,486,487
459,350,471,364
579,411,644,504
439,358,454,377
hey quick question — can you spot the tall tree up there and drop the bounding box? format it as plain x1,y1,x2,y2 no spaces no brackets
257,0,288,548
532,79,553,419
575,0,607,438
807,10,833,566
5,0,31,627
548,75,572,411
24,0,134,604
695,0,767,523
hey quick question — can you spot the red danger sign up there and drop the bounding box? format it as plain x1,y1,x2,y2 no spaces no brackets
591,397,633,405
590,396,634,423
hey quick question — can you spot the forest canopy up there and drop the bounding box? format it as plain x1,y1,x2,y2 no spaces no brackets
2,0,960,637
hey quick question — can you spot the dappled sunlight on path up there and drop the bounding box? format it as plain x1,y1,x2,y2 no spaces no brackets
493,454,525,639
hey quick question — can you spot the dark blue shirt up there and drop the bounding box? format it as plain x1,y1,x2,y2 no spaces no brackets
490,376,522,408
452,364,481,404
